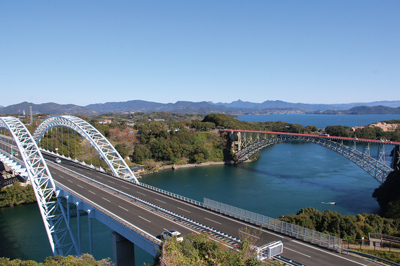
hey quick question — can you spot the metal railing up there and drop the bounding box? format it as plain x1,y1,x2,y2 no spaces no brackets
343,249,400,266
49,161,241,245
203,198,342,252
139,182,204,206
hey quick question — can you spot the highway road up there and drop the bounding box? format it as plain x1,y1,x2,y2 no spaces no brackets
40,152,379,266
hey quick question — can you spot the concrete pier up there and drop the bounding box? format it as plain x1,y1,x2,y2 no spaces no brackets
112,232,135,266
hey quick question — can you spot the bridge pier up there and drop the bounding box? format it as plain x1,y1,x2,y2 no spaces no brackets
112,232,135,266
391,145,400,171
229,131,241,152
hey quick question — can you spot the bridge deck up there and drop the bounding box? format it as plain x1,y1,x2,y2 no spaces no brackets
43,153,376,266
221,129,400,145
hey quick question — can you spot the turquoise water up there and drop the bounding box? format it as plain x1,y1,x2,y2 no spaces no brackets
0,203,153,264
0,114,395,263
237,114,400,128
141,141,381,218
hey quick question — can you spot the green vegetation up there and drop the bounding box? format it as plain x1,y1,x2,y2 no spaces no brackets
324,124,400,141
158,231,281,266
373,171,400,219
350,249,400,263
0,181,36,208
279,207,400,239
202,114,317,133
95,112,205,124
0,254,112,265
131,125,229,167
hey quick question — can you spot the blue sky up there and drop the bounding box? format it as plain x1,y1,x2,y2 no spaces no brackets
1,1,399,106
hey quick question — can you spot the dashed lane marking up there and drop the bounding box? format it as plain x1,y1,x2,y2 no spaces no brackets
284,247,311,258
118,205,129,212
177,207,191,213
205,217,222,225
139,216,152,223
238,230,260,239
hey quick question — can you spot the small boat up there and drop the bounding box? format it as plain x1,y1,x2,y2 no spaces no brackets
322,202,336,205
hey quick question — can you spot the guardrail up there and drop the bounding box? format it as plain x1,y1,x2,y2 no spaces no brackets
204,198,342,252
46,152,343,254
48,160,241,245
139,182,204,206
344,249,400,266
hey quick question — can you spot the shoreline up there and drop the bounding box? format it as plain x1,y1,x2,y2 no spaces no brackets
136,160,256,177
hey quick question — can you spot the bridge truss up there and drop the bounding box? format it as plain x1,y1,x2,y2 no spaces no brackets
230,131,395,184
0,117,78,256
33,115,138,183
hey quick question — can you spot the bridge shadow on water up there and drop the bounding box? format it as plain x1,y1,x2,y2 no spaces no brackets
0,206,35,260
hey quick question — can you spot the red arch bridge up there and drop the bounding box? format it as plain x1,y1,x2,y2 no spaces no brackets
221,129,400,184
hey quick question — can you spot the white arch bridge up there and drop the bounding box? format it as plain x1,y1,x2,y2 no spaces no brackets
33,115,138,183
222,129,400,184
0,115,141,258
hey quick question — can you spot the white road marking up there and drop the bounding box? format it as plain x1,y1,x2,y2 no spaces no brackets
102,197,110,202
97,176,103,179
137,192,146,196
77,185,83,188
177,207,191,213
284,247,311,258
205,217,222,225
155,198,166,204
119,205,129,212
139,216,152,223
108,180,115,184
238,230,260,239
67,180,73,183
122,185,130,189
292,240,368,265
89,190,96,195
59,175,64,179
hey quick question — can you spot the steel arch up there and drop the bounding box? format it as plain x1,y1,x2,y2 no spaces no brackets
235,133,393,184
0,116,78,256
33,115,138,183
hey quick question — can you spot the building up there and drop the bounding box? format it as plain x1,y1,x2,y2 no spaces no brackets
130,166,145,173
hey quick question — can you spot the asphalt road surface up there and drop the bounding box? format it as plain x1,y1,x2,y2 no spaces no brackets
41,152,380,266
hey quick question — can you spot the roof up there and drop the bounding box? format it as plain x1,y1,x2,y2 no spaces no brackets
130,166,145,172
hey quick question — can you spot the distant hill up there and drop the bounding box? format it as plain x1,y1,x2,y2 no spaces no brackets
85,100,274,114
1,99,399,115
0,102,98,115
347,105,400,114
214,99,400,111
312,105,400,115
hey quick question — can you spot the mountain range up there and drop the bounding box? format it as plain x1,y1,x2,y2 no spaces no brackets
0,100,399,116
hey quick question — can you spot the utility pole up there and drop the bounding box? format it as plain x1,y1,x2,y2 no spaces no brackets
30,106,33,125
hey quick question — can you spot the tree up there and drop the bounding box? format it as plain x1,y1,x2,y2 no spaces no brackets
115,143,129,159
130,146,150,164
372,170,400,218
325,125,350,137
